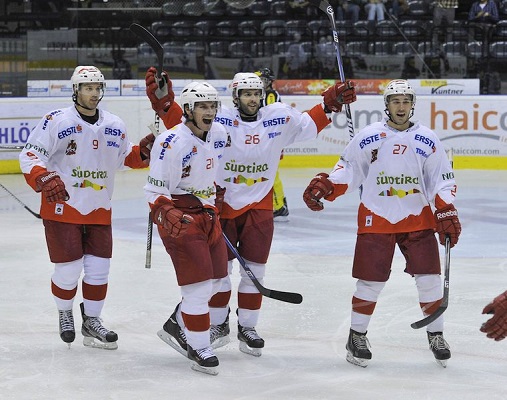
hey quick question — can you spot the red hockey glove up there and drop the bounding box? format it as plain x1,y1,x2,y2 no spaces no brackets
481,290,507,341
152,200,194,238
35,171,69,203
322,80,357,113
214,185,226,214
145,66,174,115
139,133,156,165
434,204,461,248
303,173,334,211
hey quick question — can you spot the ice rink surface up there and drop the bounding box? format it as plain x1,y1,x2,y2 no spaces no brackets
1,168,506,400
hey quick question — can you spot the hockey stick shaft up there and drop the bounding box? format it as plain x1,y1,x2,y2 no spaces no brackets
129,22,165,269
411,236,450,329
222,233,303,304
0,145,24,150
0,182,41,219
145,211,153,269
309,0,354,139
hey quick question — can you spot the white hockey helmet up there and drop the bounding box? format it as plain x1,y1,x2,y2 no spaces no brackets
383,79,416,106
71,66,105,92
230,72,265,100
180,81,221,113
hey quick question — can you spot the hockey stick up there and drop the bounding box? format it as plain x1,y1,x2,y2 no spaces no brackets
0,182,41,219
411,235,451,329
222,233,303,304
309,0,354,139
129,23,164,79
130,23,165,269
0,145,24,150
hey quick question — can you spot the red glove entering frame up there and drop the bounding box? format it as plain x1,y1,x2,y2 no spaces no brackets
139,133,156,166
434,204,461,248
145,67,174,115
481,290,507,341
152,199,194,238
322,80,357,113
303,173,334,211
35,171,69,203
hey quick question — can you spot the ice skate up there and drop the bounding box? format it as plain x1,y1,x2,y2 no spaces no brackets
80,303,118,350
210,310,230,350
187,345,219,375
238,324,264,357
427,331,451,368
157,304,188,357
346,328,372,368
58,309,75,347
273,198,289,222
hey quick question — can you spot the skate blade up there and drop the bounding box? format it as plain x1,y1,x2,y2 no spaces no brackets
346,351,369,368
435,359,447,368
273,216,289,222
190,362,219,375
83,336,118,350
157,329,187,357
211,336,231,350
239,341,262,357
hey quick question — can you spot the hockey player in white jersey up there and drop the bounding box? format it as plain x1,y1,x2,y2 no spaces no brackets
145,68,357,357
144,81,229,375
303,79,461,367
19,66,157,350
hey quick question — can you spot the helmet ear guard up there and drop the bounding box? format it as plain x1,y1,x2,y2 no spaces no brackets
180,81,220,116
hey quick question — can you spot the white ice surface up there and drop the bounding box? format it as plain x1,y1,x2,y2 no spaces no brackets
1,168,506,400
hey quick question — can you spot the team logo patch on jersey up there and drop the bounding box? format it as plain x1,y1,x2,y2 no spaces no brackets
224,175,268,186
181,164,191,179
72,180,106,190
378,187,421,197
66,140,77,155
371,149,378,163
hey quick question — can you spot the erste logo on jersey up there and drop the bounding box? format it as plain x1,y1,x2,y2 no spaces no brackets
182,146,198,167
58,124,83,139
104,127,125,140
359,132,386,149
262,116,289,128
215,116,234,126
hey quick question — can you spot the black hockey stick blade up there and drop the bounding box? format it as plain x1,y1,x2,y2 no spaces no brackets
222,233,303,304
411,236,451,329
129,23,164,77
0,182,41,219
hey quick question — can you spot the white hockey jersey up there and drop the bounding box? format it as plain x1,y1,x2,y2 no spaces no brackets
19,106,145,224
327,119,457,234
215,103,329,217
144,122,229,208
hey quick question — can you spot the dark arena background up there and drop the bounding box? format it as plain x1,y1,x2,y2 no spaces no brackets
1,0,507,96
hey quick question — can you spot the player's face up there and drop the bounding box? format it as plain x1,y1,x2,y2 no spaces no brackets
238,89,262,114
387,94,413,127
191,101,218,131
77,83,103,110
